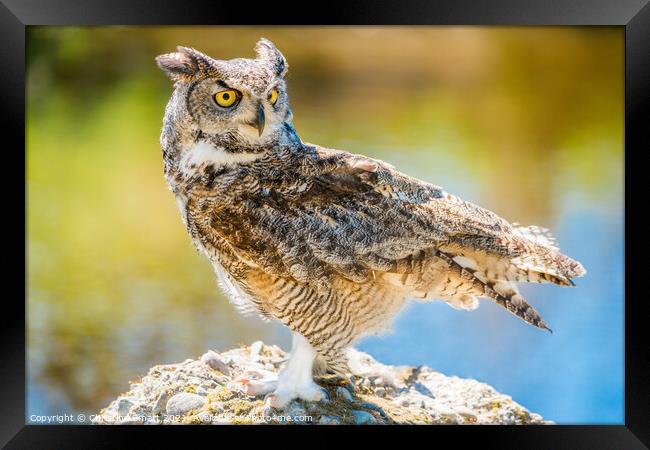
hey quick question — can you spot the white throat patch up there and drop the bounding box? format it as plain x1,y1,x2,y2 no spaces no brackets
179,141,262,175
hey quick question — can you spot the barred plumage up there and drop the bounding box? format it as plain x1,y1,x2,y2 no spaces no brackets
156,39,586,408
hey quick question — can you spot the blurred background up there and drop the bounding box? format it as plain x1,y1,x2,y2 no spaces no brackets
26,26,623,424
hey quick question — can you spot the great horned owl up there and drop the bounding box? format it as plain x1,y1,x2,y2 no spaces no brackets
156,39,586,408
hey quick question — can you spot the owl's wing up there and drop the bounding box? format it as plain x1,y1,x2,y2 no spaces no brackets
306,145,519,256
198,144,583,333
293,145,583,286
205,146,584,298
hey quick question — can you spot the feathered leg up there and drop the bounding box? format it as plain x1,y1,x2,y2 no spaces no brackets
264,332,330,408
229,332,330,408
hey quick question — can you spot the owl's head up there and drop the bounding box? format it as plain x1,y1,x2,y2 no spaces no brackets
156,39,293,146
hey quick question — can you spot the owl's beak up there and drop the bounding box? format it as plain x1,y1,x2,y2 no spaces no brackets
252,103,265,136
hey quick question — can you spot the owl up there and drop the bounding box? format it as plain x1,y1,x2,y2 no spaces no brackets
156,39,586,409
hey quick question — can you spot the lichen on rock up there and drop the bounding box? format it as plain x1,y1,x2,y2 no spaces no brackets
92,342,550,425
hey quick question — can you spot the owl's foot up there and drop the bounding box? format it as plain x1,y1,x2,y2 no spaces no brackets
229,368,278,397
263,332,329,410
230,377,278,397
265,382,329,409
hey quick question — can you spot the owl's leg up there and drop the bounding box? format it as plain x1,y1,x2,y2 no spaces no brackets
264,332,329,409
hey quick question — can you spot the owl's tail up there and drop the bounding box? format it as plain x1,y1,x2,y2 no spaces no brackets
434,249,553,332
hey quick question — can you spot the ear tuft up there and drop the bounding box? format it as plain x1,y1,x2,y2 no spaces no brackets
155,46,214,81
155,52,196,80
254,38,288,77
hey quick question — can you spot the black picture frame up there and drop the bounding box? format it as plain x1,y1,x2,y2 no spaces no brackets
3,0,647,448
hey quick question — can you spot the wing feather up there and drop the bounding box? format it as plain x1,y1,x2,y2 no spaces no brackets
201,144,584,292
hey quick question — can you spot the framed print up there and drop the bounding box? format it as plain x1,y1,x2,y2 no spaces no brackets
3,0,648,448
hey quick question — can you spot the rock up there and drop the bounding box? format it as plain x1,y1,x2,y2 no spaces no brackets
116,398,134,416
165,393,206,416
152,389,173,415
200,350,231,376
352,410,376,425
319,415,341,425
286,403,309,423
261,406,276,421
335,386,353,402
119,417,146,425
398,398,410,407
92,342,550,425
196,411,213,424
531,413,544,422
455,405,478,420
196,387,208,396
436,404,458,419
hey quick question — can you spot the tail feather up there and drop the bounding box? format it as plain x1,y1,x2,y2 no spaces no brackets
435,249,552,332
441,237,585,288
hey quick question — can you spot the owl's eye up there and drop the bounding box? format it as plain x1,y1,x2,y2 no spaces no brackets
269,88,279,105
214,89,240,108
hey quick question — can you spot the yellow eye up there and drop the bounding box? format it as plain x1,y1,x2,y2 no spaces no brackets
214,89,239,108
269,88,279,105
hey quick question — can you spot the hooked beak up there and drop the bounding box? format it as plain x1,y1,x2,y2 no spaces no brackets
251,103,265,136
